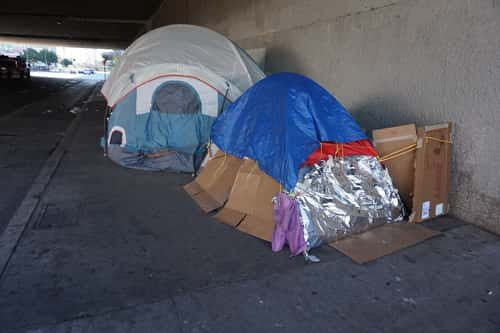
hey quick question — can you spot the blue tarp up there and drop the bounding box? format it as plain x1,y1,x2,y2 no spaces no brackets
211,72,367,191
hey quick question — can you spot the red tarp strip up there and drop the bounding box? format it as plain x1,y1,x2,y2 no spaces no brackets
303,139,379,166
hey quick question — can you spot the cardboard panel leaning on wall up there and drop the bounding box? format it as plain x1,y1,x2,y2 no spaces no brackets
372,122,452,223
410,123,452,223
373,124,418,210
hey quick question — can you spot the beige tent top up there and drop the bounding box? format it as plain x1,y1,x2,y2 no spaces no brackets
102,24,265,107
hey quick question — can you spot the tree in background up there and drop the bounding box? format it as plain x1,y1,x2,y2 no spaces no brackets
101,51,114,63
23,48,58,65
101,50,121,68
61,58,73,67
38,49,58,65
22,48,39,64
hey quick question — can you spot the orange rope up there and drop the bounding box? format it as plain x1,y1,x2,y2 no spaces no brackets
425,136,452,144
377,143,417,162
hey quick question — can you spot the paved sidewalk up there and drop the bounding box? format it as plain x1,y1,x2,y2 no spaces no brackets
1,92,499,332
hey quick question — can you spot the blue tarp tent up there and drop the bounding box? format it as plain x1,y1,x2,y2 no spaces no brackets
211,72,367,191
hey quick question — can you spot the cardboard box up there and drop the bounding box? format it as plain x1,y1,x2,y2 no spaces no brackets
184,152,243,212
372,122,452,222
215,159,281,242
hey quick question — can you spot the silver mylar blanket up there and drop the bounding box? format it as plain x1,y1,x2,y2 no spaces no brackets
295,155,405,249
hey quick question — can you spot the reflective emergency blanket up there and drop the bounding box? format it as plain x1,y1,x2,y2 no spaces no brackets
295,155,405,248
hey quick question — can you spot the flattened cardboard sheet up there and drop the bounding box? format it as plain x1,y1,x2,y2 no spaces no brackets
184,181,202,196
215,208,245,227
215,159,280,242
411,123,452,223
184,152,243,212
191,190,222,213
373,124,417,209
330,223,441,264
237,215,275,242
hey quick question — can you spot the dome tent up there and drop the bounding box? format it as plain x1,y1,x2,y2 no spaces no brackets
101,24,265,172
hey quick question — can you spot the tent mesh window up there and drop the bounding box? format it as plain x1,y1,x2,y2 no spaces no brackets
151,81,202,114
110,130,123,145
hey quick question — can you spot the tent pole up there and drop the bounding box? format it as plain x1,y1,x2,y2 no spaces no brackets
104,106,110,157
219,83,230,115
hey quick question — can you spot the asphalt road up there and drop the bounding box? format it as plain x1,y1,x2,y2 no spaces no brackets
0,76,97,235
0,76,85,117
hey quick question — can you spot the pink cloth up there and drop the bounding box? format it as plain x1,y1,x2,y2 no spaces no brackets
272,192,306,256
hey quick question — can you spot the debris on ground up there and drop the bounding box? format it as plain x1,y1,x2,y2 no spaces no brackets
69,106,81,114
402,297,417,306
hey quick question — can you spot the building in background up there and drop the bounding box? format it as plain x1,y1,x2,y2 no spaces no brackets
0,42,120,72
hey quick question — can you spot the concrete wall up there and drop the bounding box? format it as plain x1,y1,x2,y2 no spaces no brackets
151,0,500,233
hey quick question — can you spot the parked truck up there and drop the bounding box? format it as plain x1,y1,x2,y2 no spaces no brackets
0,55,30,79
